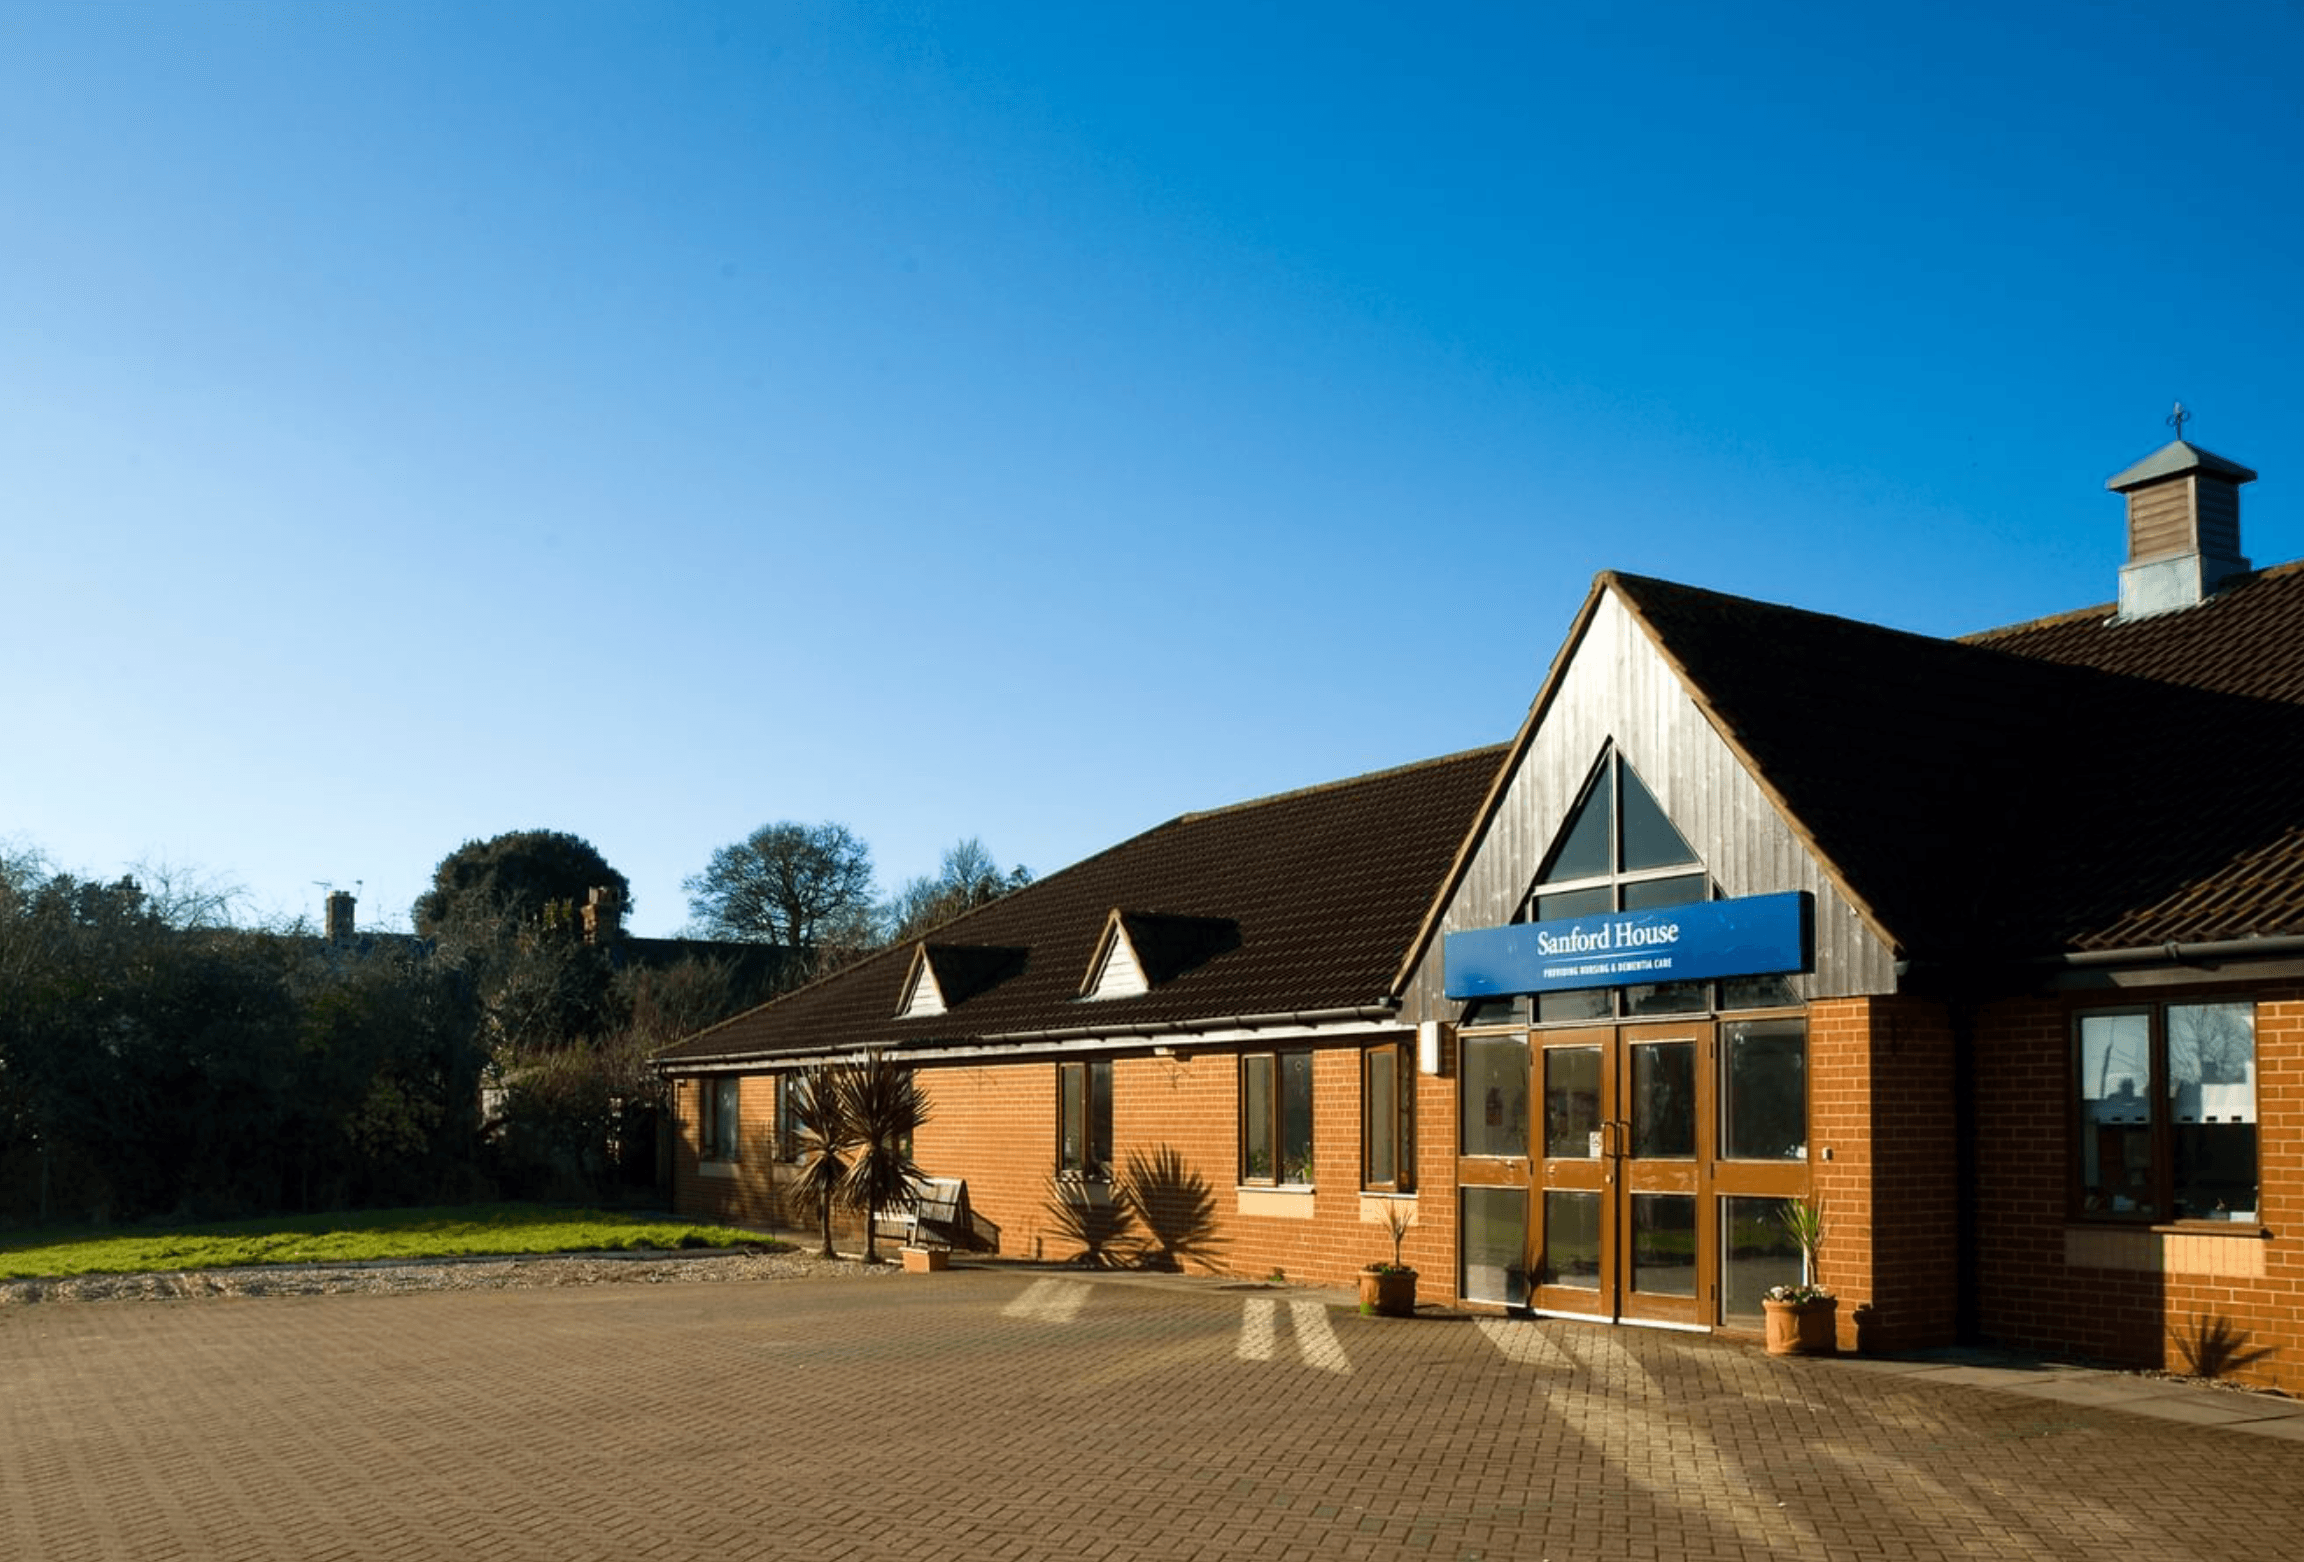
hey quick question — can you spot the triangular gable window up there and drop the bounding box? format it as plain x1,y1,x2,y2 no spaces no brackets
1080,909,1240,1000
1082,912,1151,1001
897,945,947,1018
1504,744,1793,1023
898,942,1029,1018
1543,760,1615,883
1618,758,1697,871
1539,750,1695,884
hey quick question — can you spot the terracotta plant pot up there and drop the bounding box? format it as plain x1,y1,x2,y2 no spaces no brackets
900,1246,949,1274
1763,1296,1838,1356
1358,1267,1418,1317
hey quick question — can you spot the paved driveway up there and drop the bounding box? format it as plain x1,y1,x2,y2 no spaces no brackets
6,1266,2300,1561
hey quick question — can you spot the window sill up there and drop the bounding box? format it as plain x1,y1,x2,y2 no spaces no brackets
698,1160,738,1181
1236,1185,1316,1220
2153,1219,2270,1238
2067,1217,2268,1238
2064,1222,2272,1278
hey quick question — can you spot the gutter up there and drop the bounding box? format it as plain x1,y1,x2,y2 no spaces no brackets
1895,933,2304,982
975,1000,1400,1046
657,999,1406,1074
2046,934,2304,969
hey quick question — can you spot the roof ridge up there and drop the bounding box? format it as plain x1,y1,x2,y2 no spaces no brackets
1599,571,1909,957
1963,556,2304,645
1601,570,1962,654
1172,742,1508,825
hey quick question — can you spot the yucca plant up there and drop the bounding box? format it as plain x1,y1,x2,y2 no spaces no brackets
838,1052,930,1264
784,1065,853,1260
1768,1196,1831,1304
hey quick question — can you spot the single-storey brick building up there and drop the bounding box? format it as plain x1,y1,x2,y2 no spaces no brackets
661,432,2303,1389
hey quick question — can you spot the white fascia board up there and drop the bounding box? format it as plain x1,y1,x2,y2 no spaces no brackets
658,1014,1410,1073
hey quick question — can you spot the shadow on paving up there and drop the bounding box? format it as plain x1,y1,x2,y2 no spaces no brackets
4,1266,2300,1562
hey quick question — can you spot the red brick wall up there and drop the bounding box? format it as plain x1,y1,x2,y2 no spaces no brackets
1970,983,2304,1393
911,1062,1061,1258
1412,1040,1461,1298
1811,994,1961,1350
667,1075,860,1244
1970,995,2077,1348
914,1039,1448,1288
673,1034,1448,1291
1806,997,1869,1338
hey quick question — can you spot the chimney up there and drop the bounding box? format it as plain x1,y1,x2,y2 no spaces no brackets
2107,435,2256,621
325,890,356,945
583,885,624,946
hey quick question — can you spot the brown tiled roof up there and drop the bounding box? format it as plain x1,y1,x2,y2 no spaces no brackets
659,745,1507,1066
1966,557,2304,705
1965,559,2304,949
1613,571,2304,958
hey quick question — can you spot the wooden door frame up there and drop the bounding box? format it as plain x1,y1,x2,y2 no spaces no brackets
1519,1019,1717,1327
1529,1026,1614,1317
1612,1019,1711,1328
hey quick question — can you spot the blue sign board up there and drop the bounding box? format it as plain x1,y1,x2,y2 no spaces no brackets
1443,891,1811,998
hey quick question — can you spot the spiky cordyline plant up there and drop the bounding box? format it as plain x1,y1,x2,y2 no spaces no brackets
785,1065,853,1260
837,1052,931,1264
1767,1196,1831,1304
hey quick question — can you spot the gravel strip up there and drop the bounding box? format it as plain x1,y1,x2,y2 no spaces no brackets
0,1247,900,1306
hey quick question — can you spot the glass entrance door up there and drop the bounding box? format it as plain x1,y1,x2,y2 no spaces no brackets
1530,1022,1710,1327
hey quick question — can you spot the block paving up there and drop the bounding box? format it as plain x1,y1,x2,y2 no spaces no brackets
5,1266,2302,1561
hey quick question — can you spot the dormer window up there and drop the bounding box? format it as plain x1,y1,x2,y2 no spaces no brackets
896,942,1028,1019
1082,915,1151,1000
897,945,949,1018
1080,910,1238,1000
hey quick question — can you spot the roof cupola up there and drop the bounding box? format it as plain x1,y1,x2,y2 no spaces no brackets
2108,408,2256,620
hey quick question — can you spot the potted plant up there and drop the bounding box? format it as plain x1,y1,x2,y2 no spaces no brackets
1358,1201,1418,1317
1762,1196,1836,1356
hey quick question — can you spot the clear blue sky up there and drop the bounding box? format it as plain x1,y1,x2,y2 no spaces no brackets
5,2,2300,936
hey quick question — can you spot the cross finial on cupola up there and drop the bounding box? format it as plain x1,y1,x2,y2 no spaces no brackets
2166,400,2191,441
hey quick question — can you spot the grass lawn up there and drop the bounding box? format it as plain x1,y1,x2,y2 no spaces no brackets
0,1204,782,1280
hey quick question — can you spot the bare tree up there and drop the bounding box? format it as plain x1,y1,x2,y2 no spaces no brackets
0,837,48,916
683,822,877,951
128,855,251,930
885,838,1032,944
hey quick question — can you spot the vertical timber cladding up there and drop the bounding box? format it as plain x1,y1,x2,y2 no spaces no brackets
1400,587,1897,1018
1398,586,1902,1326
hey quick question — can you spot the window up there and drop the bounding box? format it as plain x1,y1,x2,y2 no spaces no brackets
1521,749,1729,1023
1721,1195,1804,1321
1362,1043,1414,1191
1460,1033,1530,1158
1241,1050,1314,1185
1719,1018,1806,1160
701,1076,741,1162
2076,1001,2256,1222
1058,1059,1113,1179
774,1075,802,1162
